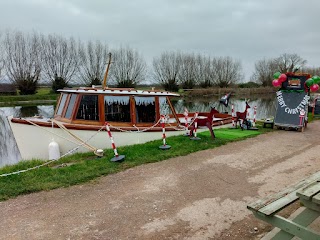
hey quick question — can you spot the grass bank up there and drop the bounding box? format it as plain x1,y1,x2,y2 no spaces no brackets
0,126,272,201
0,88,58,105
181,87,275,98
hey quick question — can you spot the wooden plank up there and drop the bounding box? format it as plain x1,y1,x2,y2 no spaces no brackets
155,96,160,122
166,96,180,124
130,96,136,125
271,207,320,240
257,191,299,216
247,171,320,215
300,198,320,213
312,192,320,205
248,183,303,211
251,212,320,240
296,181,320,201
98,94,105,123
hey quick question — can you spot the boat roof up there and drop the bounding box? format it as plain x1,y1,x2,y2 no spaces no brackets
58,87,180,97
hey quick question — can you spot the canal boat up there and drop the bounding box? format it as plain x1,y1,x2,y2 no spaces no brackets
7,55,233,161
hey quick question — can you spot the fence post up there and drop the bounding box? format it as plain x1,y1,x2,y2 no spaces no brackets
231,104,235,128
253,106,257,127
184,108,190,136
190,112,201,140
105,122,125,162
159,115,171,150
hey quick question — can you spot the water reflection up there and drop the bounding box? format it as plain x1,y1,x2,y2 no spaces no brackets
0,96,276,167
0,105,55,167
20,105,39,117
174,97,277,120
0,110,21,166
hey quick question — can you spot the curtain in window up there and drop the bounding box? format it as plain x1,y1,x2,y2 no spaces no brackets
104,96,130,105
135,96,155,106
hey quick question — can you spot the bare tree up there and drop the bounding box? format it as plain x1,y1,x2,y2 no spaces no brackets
195,55,215,88
275,53,307,73
109,47,146,88
178,53,197,89
41,34,79,92
213,56,243,87
302,66,320,76
0,31,3,81
152,51,182,91
251,53,307,86
78,40,109,86
0,36,4,82
251,58,279,86
3,30,41,94
0,60,3,82
193,54,204,87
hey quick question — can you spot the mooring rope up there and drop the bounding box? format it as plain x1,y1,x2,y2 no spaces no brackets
108,118,163,132
0,143,83,177
165,112,198,130
52,119,97,151
24,118,87,146
108,114,197,133
1,115,196,177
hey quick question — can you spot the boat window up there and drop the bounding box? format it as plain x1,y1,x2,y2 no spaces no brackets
135,96,155,123
56,93,68,116
159,97,172,115
64,94,77,119
104,96,130,122
76,95,99,121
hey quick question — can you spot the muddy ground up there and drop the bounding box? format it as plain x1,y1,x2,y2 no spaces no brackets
1,121,320,240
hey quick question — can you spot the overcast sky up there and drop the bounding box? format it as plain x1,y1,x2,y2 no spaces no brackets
1,0,319,81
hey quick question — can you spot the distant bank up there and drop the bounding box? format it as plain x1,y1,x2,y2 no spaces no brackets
181,87,275,97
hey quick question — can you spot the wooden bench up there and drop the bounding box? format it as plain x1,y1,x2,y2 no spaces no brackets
247,171,320,239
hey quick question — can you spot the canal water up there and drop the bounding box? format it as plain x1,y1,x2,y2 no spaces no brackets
0,96,277,167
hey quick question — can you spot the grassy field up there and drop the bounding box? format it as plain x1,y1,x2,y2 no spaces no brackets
0,126,272,201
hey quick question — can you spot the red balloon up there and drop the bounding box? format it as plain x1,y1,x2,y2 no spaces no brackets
278,74,287,83
310,84,319,92
272,79,281,87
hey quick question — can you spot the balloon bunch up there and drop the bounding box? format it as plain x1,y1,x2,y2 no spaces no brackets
272,72,286,87
305,76,320,92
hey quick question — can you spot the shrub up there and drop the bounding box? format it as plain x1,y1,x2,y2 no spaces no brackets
238,81,261,88
52,76,68,93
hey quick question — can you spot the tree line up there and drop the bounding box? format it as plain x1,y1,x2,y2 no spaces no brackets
0,30,319,94
250,53,320,86
0,31,147,94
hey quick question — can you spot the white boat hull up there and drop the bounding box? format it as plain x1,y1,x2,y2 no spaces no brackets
8,116,210,161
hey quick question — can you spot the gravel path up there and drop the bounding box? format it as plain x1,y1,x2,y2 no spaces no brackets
1,121,320,240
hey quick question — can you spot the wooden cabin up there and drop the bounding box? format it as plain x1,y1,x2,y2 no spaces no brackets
53,87,181,128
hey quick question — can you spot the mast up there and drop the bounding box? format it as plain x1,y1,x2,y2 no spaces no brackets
102,53,112,89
